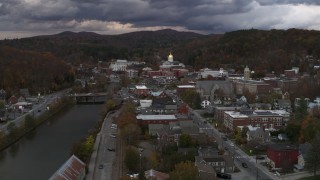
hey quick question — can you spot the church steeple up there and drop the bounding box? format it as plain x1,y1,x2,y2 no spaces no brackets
244,65,250,81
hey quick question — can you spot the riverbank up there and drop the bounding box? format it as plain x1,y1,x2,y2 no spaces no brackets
0,96,74,152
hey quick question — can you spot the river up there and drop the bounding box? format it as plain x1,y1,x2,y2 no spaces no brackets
0,104,103,180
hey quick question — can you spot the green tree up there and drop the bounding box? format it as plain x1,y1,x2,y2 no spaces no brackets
179,134,193,148
7,122,19,140
121,123,141,145
180,90,201,109
169,161,199,180
24,114,36,130
125,147,140,172
305,134,320,177
0,100,5,109
148,151,160,169
0,131,6,148
285,123,301,142
295,97,308,122
106,99,116,110
71,135,94,162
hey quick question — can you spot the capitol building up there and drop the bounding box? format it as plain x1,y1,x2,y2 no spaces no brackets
159,53,185,71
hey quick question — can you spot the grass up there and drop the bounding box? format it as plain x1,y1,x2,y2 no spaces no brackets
299,175,320,180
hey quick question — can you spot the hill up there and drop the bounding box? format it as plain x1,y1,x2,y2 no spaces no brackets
0,29,204,64
0,45,74,95
1,28,320,74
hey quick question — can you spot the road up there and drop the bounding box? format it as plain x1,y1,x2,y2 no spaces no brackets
87,106,123,180
191,109,278,180
0,89,70,134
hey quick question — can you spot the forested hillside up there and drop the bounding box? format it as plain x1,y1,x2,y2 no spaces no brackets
0,45,74,96
2,29,320,75
174,29,320,73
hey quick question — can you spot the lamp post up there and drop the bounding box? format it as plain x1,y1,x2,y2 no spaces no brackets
255,146,258,180
140,152,142,173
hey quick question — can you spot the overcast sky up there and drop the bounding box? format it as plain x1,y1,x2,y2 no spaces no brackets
1,0,320,39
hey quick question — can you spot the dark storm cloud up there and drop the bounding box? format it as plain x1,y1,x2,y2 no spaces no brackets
1,0,320,39
257,0,320,5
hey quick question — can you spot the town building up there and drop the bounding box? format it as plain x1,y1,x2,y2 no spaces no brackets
196,80,234,105
136,114,177,125
49,155,86,180
198,68,228,79
267,144,299,169
159,53,185,71
223,110,290,131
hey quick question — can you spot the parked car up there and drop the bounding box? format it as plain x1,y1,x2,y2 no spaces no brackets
216,172,231,179
256,155,265,160
242,163,248,168
98,164,104,169
107,148,115,152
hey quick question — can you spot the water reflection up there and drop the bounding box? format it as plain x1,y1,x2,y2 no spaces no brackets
9,143,19,158
0,104,103,180
25,129,37,141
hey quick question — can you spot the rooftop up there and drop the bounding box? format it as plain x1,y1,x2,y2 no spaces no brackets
136,114,177,120
225,111,248,118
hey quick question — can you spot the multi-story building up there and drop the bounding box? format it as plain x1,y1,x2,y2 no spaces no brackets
267,144,299,169
223,110,290,131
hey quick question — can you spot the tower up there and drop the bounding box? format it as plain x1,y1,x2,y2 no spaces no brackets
168,53,173,62
244,65,250,81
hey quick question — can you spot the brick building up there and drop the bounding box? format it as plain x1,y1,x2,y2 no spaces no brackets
224,110,290,131
267,144,299,169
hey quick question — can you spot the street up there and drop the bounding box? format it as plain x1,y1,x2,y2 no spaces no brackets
191,109,277,180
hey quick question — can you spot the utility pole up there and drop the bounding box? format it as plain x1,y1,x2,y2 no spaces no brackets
256,148,259,180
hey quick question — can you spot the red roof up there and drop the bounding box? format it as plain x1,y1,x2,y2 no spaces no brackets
49,155,86,180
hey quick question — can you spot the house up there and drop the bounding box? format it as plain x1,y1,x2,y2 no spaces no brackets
201,100,211,109
18,96,26,103
145,97,177,115
246,127,271,143
49,155,86,180
150,91,168,98
0,89,6,101
195,155,235,173
148,124,167,136
278,133,288,141
198,146,219,157
249,103,272,110
157,127,179,149
236,95,247,103
126,69,139,79
267,144,299,169
294,143,312,171
195,161,217,180
8,95,18,105
274,99,292,112
0,109,5,121
20,88,30,98
134,85,150,96
144,169,169,180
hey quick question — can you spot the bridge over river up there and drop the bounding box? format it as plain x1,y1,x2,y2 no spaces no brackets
71,93,107,104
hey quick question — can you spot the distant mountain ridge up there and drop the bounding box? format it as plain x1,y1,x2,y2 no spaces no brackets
1,28,320,74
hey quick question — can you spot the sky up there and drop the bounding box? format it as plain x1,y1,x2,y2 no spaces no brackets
1,0,320,39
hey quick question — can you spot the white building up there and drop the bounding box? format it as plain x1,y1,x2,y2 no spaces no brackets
159,53,185,70
198,68,228,79
109,59,130,71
